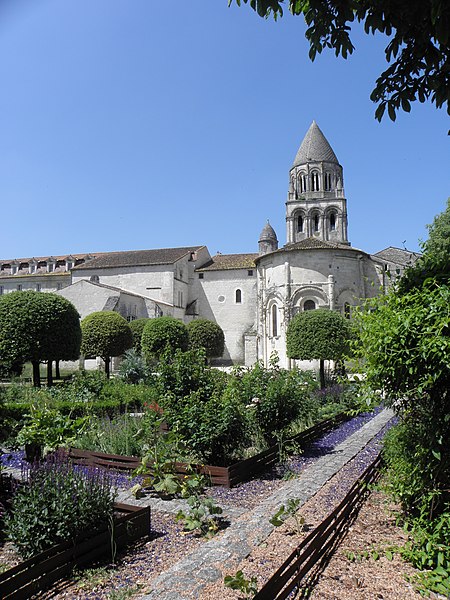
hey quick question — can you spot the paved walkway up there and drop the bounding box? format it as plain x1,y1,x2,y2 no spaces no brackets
139,408,394,600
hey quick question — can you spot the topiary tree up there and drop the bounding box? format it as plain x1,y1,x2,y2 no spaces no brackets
0,291,81,387
286,309,352,389
187,319,225,361
128,318,149,354
80,311,133,378
141,316,189,363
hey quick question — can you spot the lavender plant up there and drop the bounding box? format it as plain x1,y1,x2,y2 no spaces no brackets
5,451,116,558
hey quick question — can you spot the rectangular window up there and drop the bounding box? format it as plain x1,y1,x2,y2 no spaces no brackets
36,283,41,292
198,273,204,279
0,286,3,295
248,270,254,276
57,283,62,290
17,284,22,291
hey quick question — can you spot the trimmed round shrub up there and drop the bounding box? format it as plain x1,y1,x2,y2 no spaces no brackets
0,291,81,387
141,317,188,362
81,311,133,377
287,309,352,388
187,319,225,359
128,318,149,353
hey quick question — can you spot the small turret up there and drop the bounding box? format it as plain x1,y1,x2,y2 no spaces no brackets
259,221,278,255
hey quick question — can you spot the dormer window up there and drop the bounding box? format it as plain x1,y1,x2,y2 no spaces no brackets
311,171,320,191
11,265,18,275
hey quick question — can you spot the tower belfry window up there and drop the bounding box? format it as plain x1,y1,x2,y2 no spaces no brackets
311,171,320,191
330,213,336,231
324,173,332,191
314,214,320,232
297,215,304,232
298,173,307,193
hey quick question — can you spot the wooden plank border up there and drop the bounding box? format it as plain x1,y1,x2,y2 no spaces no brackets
67,413,349,488
253,455,382,599
0,503,150,600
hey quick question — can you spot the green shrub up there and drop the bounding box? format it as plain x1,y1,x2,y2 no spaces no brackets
141,317,188,362
6,452,116,558
128,318,149,353
187,319,225,359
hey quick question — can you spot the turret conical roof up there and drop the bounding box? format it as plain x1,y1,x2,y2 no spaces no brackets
259,220,278,242
292,121,339,167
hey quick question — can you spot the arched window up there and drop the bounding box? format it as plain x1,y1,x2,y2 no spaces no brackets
313,214,320,232
298,173,307,193
311,171,320,191
304,299,316,311
324,172,332,191
271,304,278,337
297,215,304,232
344,302,351,319
235,289,242,304
329,212,336,231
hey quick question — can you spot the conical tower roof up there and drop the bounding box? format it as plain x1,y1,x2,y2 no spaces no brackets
292,121,339,167
259,220,278,242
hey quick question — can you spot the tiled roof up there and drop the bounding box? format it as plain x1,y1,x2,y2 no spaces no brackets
292,121,339,168
197,253,258,271
373,246,421,266
72,247,203,270
283,238,352,251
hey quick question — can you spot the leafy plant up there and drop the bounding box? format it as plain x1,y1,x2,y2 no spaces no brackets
176,494,223,537
17,402,88,458
135,423,186,497
224,570,258,599
270,498,305,535
117,349,150,384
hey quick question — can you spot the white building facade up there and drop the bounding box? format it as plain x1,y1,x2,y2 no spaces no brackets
0,122,417,369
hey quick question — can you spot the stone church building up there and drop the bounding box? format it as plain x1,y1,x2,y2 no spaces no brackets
0,122,417,369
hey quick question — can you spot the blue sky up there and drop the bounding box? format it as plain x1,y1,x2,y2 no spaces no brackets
0,0,448,260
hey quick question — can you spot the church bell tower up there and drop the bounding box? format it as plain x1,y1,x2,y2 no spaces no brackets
286,121,349,245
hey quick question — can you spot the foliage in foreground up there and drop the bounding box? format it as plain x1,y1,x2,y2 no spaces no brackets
5,452,116,558
230,0,450,122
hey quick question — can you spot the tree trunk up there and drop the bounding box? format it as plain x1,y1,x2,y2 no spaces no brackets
319,359,326,389
32,360,41,388
104,356,110,379
55,360,61,379
47,360,53,388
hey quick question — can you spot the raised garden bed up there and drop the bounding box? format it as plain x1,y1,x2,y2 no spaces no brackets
0,502,150,600
68,412,349,488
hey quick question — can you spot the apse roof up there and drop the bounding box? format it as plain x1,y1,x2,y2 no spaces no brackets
292,121,339,168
